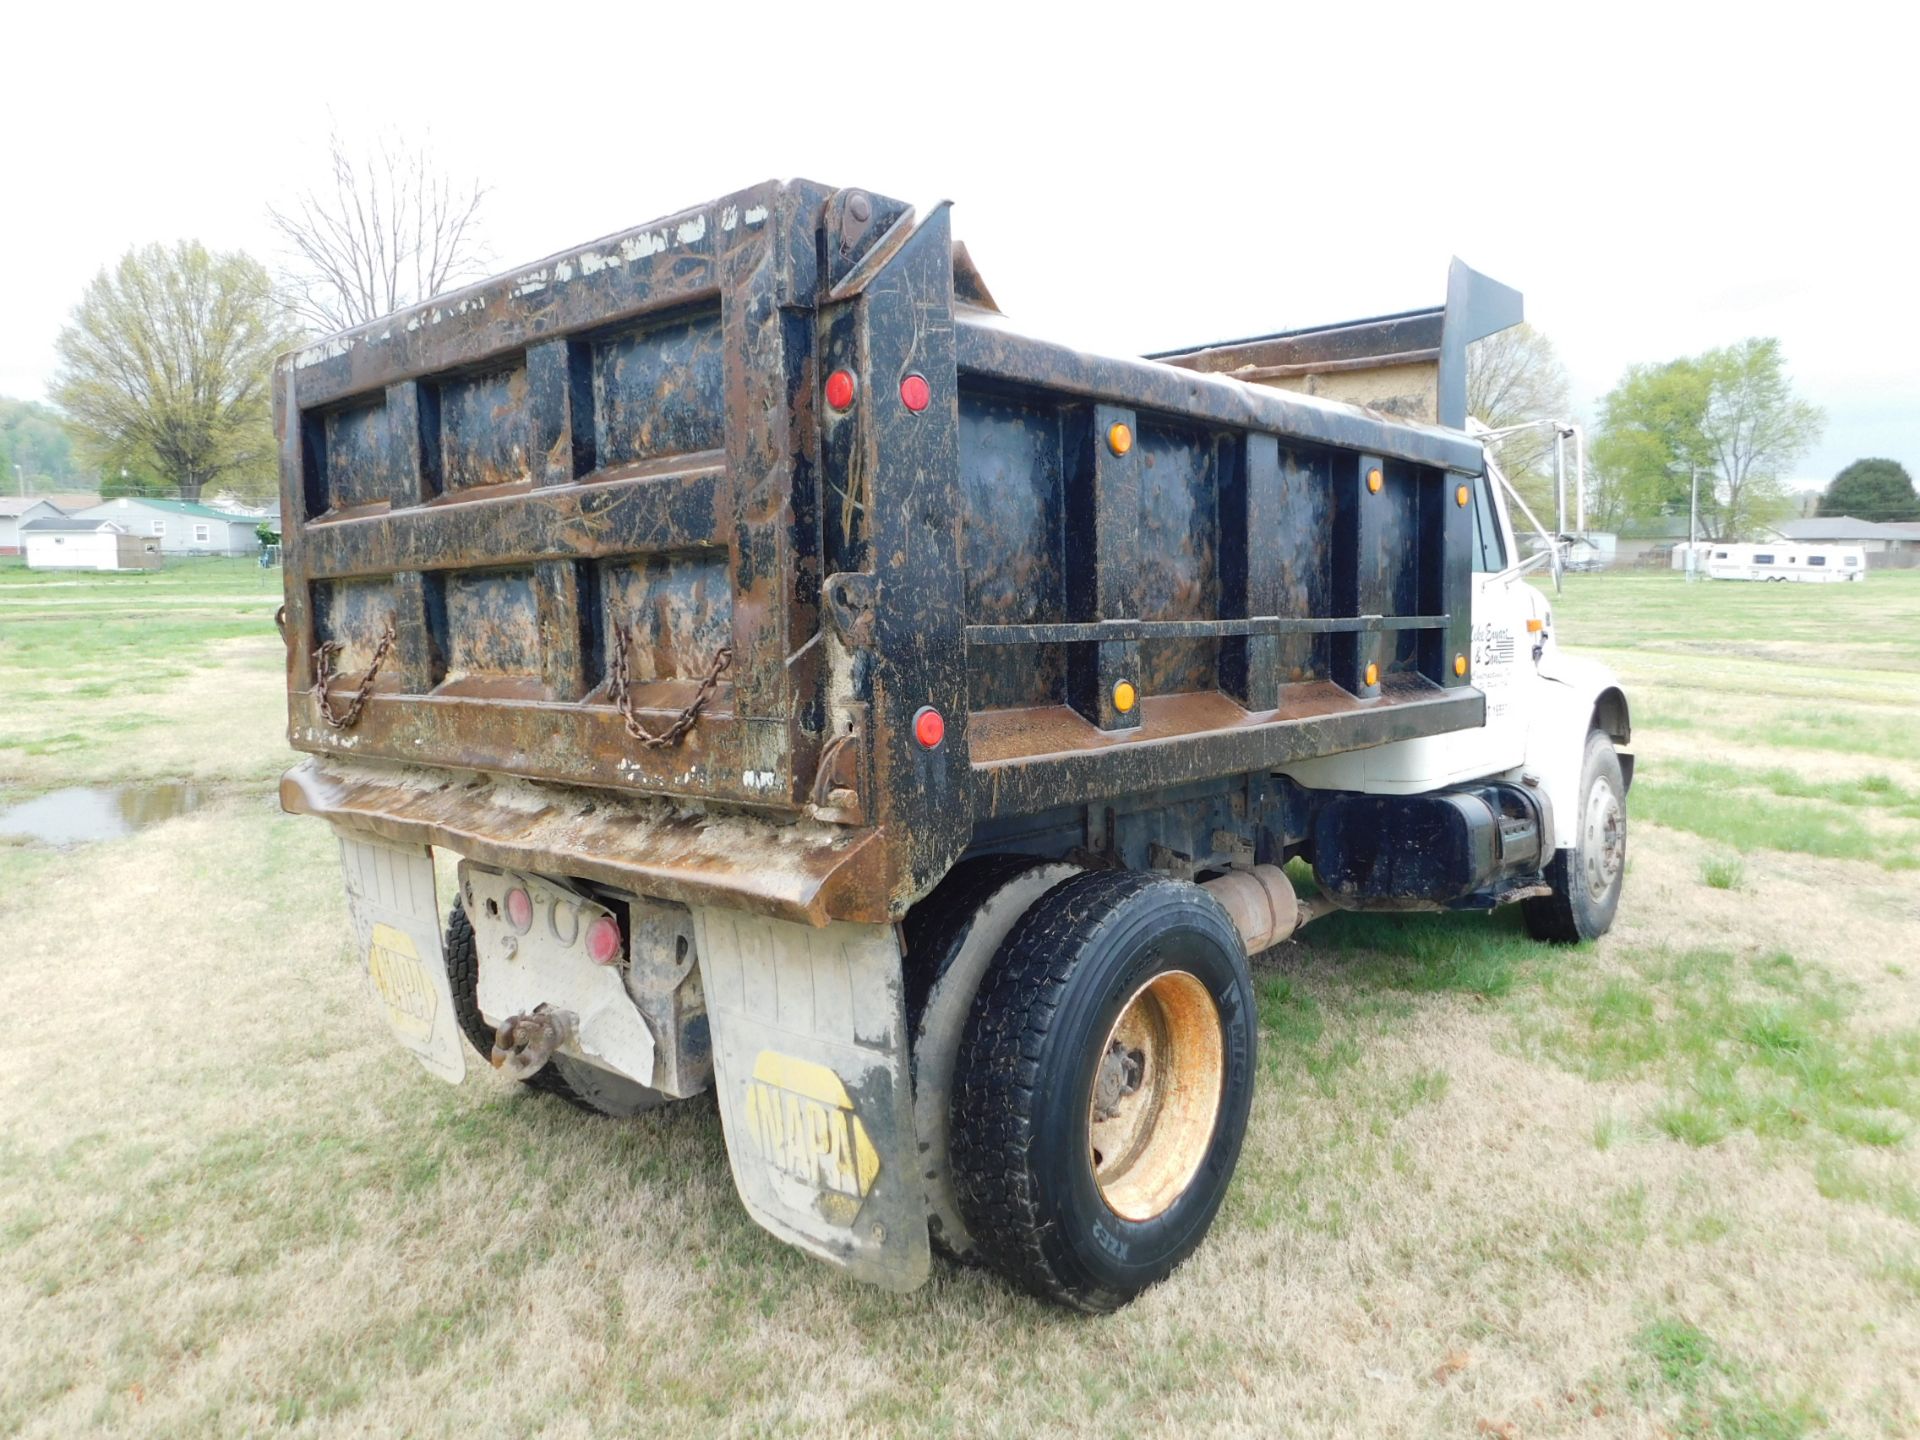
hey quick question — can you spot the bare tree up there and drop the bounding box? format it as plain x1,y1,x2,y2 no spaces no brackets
269,130,489,333
1467,323,1574,519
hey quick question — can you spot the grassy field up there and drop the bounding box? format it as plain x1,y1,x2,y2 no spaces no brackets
1,561,1916,1438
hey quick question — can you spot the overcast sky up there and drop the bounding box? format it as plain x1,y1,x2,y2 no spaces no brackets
6,3,1913,487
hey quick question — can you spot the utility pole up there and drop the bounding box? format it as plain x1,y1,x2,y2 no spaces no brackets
1686,462,1699,583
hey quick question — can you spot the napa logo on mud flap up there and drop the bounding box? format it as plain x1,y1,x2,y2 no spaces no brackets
742,1051,880,1223
367,922,438,1042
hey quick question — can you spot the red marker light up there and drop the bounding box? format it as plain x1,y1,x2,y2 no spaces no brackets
913,706,945,749
586,915,623,966
505,886,533,932
899,374,931,413
825,369,856,411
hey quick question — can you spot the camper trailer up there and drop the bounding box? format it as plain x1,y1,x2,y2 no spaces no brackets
1705,543,1866,583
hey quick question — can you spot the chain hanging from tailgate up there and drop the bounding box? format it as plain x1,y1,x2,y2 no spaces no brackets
607,624,733,749
311,619,396,730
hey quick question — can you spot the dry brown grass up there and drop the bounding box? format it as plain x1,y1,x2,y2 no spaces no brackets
2,567,1917,1437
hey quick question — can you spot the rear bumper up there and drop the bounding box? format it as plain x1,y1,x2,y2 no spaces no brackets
280,757,894,927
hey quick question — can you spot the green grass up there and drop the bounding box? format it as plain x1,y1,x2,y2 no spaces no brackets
1525,946,1920,1154
0,558,287,791
1543,568,1920,666
4,554,1917,1435
1630,1318,1822,1439
1700,853,1746,889
1632,776,1918,869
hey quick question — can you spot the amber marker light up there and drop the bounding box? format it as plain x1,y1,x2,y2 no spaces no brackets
1456,484,1470,507
1454,654,1469,676
1526,618,1545,633
1365,662,1379,687
1367,467,1383,493
1107,422,1133,456
1112,680,1137,713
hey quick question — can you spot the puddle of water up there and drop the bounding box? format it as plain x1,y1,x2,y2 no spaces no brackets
0,784,214,846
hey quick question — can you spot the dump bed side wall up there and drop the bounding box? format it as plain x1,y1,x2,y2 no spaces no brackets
941,318,1483,827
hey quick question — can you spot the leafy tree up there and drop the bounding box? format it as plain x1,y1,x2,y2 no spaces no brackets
1590,339,1821,540
53,242,290,503
1819,458,1919,522
1696,339,1823,539
1467,323,1573,521
99,459,173,499
0,397,78,492
1590,359,1713,531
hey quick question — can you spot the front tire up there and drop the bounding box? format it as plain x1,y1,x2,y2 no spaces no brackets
949,870,1257,1312
1524,728,1627,943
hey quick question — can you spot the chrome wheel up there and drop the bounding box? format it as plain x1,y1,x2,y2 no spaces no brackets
1582,776,1625,903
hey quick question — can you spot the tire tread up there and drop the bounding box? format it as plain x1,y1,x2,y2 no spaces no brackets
950,870,1211,1312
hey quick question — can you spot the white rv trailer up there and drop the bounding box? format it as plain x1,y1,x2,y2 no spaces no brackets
1705,542,1866,583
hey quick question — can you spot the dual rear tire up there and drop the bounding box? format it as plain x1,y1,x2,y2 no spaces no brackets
931,867,1259,1313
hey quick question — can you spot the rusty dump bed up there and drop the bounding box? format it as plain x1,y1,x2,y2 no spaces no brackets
277,178,1487,925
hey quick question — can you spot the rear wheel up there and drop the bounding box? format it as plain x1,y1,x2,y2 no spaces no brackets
949,870,1257,1312
1524,728,1627,943
444,904,667,1116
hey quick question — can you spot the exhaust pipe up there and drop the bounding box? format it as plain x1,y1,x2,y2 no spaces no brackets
1202,865,1304,955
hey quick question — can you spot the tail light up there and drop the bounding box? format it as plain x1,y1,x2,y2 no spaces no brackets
586,915,623,966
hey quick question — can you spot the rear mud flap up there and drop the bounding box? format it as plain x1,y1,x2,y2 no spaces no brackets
338,831,465,1085
693,909,930,1292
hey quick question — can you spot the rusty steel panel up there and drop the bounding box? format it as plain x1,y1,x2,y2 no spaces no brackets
282,758,892,925
434,362,536,493
957,389,1067,708
1134,419,1222,697
599,550,733,683
593,304,726,467
296,465,725,580
433,567,545,687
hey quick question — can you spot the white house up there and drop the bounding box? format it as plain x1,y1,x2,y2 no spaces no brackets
0,497,64,555
21,517,163,571
73,498,264,556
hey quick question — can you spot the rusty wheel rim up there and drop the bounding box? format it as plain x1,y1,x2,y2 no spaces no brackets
1087,969,1224,1222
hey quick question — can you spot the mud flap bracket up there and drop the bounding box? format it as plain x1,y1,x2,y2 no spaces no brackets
693,908,930,1292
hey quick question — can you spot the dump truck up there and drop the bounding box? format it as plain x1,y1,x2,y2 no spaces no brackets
275,178,1632,1312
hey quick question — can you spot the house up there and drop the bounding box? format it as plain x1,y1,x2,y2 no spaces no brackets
0,497,64,555
21,517,163,571
72,497,264,556
1773,516,1920,567
1613,513,1696,567
207,492,282,528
